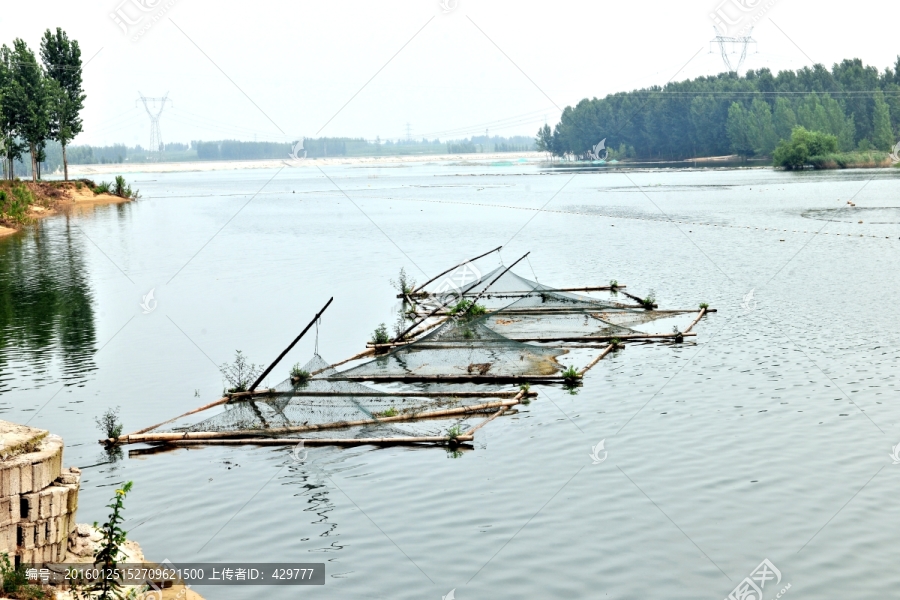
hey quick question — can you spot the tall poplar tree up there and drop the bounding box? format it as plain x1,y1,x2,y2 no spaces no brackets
41,28,84,181
8,39,47,181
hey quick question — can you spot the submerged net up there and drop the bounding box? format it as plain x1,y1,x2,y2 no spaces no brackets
334,313,567,379
164,355,508,440
426,267,676,341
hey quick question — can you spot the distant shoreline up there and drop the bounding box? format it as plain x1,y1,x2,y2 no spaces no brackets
64,151,546,176
49,152,899,178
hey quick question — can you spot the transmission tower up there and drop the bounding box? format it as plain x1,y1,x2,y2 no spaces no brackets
137,92,172,154
405,122,412,142
710,27,757,73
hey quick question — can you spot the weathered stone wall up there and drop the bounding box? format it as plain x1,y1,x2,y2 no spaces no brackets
0,421,80,565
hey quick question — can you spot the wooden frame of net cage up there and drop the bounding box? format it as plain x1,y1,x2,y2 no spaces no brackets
106,249,713,452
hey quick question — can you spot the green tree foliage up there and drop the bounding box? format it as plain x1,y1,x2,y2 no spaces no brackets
726,102,753,156
540,59,900,160
0,45,27,180
0,31,83,181
773,97,797,141
7,40,48,182
535,123,553,154
872,90,894,150
40,28,85,181
772,126,838,169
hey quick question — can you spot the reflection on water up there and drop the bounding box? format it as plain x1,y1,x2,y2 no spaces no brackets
0,222,96,393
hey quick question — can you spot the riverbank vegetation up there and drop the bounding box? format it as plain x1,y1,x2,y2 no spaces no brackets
0,177,137,229
1,28,85,181
538,58,900,164
772,126,893,169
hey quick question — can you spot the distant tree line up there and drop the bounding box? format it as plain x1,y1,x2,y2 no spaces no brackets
22,134,538,172
537,58,900,160
0,29,84,180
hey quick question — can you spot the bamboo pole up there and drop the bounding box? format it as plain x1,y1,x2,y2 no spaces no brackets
166,435,475,446
232,390,536,398
326,374,566,383
310,348,375,376
503,332,695,343
122,396,230,437
620,290,658,308
466,285,629,296
112,399,522,445
578,344,616,376
463,387,526,436
682,307,708,334
391,252,529,344
465,407,507,435
249,297,334,392
367,331,695,350
406,246,502,295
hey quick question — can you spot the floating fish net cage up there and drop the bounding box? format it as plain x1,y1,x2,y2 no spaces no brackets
117,254,709,450
416,267,682,342
145,356,523,444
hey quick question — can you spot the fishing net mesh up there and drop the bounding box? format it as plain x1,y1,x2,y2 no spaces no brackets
164,355,504,440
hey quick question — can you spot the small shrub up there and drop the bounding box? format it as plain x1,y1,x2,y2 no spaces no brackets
220,350,263,393
392,312,410,340
390,267,417,296
699,302,709,310
449,299,487,318
447,424,464,440
562,365,582,382
93,181,111,194
462,328,474,339
640,290,657,309
610,337,623,349
95,407,123,440
609,279,618,289
86,482,134,600
111,175,138,199
372,323,390,344
0,552,45,599
290,364,310,383
377,407,398,418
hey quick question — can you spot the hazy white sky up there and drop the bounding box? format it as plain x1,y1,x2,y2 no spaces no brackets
3,0,898,147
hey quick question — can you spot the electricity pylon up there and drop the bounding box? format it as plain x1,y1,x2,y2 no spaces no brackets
710,27,757,73
137,92,172,154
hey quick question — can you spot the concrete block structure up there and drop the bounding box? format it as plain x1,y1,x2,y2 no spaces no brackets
0,420,81,566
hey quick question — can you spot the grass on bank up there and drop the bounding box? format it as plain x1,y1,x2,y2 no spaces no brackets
0,176,139,229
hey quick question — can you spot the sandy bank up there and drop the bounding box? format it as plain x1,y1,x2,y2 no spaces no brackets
0,181,131,236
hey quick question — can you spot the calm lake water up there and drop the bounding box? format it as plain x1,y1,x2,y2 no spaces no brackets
2,160,900,599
